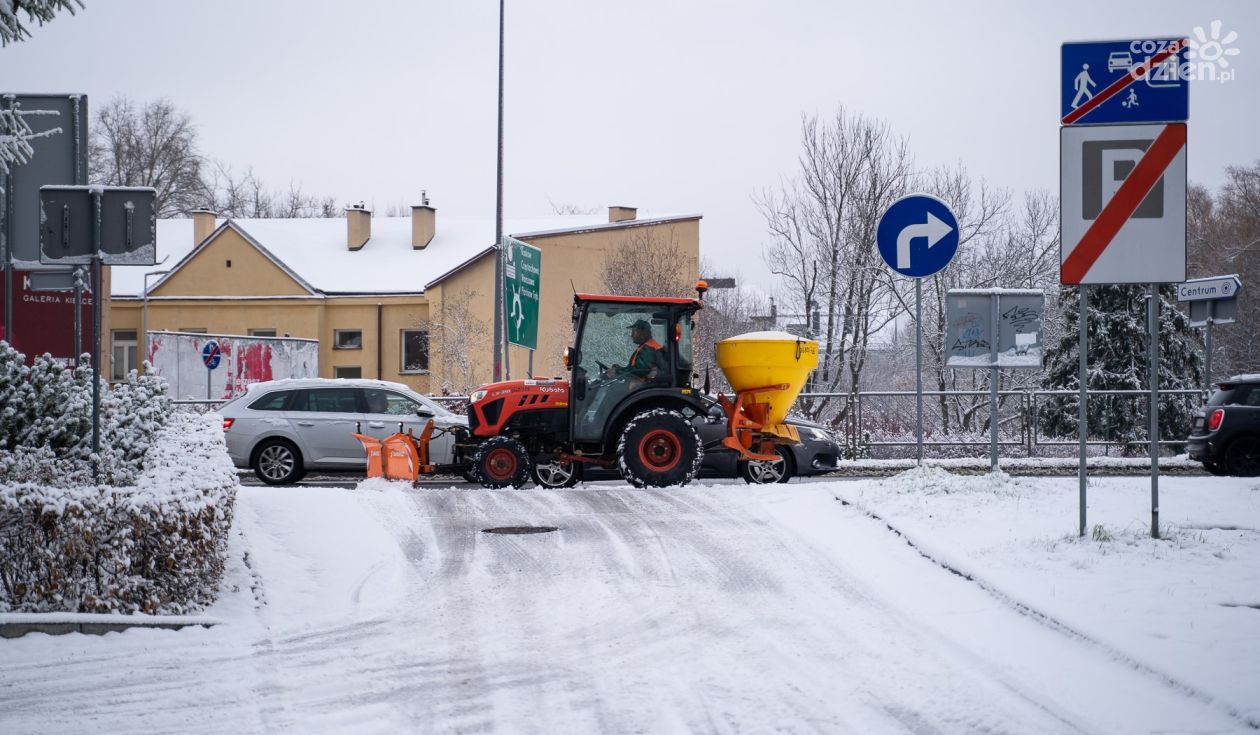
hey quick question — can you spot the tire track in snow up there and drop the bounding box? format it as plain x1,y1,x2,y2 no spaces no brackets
835,494,1260,732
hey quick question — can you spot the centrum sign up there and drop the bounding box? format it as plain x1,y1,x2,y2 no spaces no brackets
503,236,541,350
1177,274,1240,301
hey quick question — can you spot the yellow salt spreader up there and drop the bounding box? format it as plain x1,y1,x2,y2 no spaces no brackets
714,331,819,462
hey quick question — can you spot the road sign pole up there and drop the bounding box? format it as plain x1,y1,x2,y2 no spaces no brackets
91,191,102,482
528,349,533,379
207,365,212,400
1078,285,1088,538
990,294,1000,471
73,267,83,364
1204,310,1214,397
916,278,923,467
492,0,506,384
1149,283,1160,539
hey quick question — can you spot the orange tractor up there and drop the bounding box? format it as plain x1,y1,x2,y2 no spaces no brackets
358,283,819,488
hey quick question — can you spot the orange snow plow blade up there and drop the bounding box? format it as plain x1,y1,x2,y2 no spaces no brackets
352,420,437,482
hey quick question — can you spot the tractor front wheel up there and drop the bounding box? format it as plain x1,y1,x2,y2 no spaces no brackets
617,408,703,488
472,436,533,488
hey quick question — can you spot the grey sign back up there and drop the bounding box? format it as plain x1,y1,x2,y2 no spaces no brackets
39,186,157,266
1,94,88,266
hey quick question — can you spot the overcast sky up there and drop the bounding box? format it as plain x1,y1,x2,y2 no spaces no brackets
3,0,1256,289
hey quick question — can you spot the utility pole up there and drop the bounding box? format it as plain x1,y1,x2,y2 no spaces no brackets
492,0,506,382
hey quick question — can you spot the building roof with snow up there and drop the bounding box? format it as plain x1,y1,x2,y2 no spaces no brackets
110,211,699,298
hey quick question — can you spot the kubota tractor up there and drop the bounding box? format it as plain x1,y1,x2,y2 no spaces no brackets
463,284,820,488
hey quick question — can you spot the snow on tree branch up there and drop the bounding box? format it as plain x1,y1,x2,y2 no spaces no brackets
0,106,62,174
0,0,83,46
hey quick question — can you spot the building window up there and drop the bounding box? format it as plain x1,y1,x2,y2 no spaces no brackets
112,330,137,381
334,366,362,379
334,330,363,350
400,330,429,373
250,328,277,337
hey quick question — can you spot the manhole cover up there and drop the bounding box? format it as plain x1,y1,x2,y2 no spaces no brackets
481,526,559,535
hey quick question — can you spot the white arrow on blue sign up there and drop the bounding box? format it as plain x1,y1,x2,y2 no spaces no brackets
202,340,221,370
877,194,960,278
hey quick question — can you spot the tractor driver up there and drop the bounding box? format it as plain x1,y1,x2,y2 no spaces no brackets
604,319,663,386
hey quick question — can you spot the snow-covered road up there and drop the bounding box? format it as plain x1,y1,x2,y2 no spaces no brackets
1,476,1255,733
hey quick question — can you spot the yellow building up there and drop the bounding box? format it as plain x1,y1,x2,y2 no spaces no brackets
108,205,700,395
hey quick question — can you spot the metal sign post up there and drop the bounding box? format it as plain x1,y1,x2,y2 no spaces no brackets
1079,286,1088,537
1149,284,1160,538
876,194,961,467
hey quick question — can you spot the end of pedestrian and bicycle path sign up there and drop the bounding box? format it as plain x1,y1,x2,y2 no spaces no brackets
202,340,221,370
1062,38,1188,126
876,194,959,279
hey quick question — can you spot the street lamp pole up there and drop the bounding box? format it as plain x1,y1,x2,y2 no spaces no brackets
492,0,506,382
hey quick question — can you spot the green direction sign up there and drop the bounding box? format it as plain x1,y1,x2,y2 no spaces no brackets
504,236,541,350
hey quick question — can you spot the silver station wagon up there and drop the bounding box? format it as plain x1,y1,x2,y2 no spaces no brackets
219,378,467,484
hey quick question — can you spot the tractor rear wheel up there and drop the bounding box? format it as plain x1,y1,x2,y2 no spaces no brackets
617,408,703,488
472,436,533,488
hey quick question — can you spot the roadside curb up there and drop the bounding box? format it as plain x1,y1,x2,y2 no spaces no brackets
0,616,219,639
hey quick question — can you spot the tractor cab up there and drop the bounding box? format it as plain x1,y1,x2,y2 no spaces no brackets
566,294,704,449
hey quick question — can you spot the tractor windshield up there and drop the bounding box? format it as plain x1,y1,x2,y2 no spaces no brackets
572,302,678,442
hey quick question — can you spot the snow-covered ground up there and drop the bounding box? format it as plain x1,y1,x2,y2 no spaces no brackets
1,472,1256,733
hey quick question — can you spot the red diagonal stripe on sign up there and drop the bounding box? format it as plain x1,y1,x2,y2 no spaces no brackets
1061,123,1186,284
1062,39,1186,125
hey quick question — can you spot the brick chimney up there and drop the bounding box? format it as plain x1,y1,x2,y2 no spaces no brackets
608,206,637,223
411,201,436,250
190,209,217,245
345,203,372,251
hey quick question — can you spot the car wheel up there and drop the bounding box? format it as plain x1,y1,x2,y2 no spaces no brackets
252,439,305,485
1223,436,1260,477
617,408,703,488
472,436,533,488
533,458,583,488
739,446,795,484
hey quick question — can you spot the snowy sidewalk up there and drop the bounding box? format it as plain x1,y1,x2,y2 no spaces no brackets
826,468,1260,727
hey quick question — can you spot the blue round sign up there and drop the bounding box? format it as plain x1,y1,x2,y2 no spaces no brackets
876,194,960,278
201,340,221,370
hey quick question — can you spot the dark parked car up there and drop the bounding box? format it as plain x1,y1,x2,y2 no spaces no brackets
1186,374,1260,476
696,416,843,483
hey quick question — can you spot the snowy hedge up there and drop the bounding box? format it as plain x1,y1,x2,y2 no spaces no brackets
0,411,237,614
0,342,172,486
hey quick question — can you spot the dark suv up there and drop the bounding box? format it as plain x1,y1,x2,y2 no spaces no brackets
1186,375,1260,476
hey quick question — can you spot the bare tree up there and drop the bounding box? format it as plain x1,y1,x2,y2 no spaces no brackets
1188,161,1260,377
756,108,912,421
89,97,209,217
203,162,335,219
419,289,492,395
548,198,598,216
599,228,694,298
0,0,82,46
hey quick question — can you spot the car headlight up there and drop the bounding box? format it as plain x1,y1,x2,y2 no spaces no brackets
470,389,488,403
800,426,833,442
